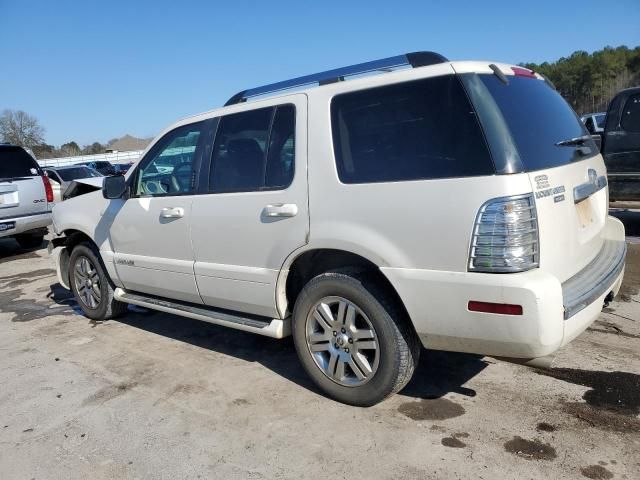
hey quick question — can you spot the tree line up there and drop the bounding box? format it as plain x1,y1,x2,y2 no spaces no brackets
2,45,639,157
523,45,640,114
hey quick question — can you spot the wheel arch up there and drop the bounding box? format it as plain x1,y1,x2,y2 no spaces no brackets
276,247,414,333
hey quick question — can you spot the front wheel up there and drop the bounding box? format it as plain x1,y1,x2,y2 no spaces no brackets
292,270,420,406
68,242,127,320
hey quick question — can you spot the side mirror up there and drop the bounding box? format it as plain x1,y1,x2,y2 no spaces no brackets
102,175,127,199
591,134,602,152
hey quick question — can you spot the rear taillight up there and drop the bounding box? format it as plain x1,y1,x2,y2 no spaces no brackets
468,194,539,273
468,301,523,315
42,175,54,203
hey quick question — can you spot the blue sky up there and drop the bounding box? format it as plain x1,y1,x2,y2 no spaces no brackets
1,0,639,147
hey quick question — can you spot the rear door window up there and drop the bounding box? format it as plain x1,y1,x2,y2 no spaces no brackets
209,104,296,192
475,74,596,171
331,75,494,184
0,146,41,179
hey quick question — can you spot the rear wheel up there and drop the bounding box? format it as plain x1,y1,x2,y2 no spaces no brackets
68,242,127,320
15,234,44,249
292,270,420,406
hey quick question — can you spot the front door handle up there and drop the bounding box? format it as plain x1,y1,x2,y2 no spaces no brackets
160,207,185,218
263,203,298,218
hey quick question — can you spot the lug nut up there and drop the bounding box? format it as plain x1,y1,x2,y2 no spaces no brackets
333,331,337,336
348,338,353,344
345,348,349,353
341,328,346,333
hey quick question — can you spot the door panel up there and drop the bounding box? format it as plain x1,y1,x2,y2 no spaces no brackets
110,197,201,303
191,95,308,317
109,121,208,304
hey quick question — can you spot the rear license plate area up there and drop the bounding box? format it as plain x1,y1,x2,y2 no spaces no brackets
576,198,595,228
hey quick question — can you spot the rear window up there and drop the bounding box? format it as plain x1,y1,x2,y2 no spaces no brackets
477,74,596,171
331,75,494,184
0,146,41,179
57,167,102,181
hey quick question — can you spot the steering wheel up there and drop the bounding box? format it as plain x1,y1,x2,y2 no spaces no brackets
170,162,193,193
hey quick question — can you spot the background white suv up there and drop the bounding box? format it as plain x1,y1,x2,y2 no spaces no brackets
1,144,53,248
50,52,626,406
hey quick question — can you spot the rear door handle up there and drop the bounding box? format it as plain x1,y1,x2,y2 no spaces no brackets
160,207,185,218
263,203,298,218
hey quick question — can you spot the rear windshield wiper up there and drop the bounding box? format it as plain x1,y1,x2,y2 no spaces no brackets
554,135,592,147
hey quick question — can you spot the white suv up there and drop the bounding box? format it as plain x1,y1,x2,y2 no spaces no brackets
50,52,626,406
1,144,53,247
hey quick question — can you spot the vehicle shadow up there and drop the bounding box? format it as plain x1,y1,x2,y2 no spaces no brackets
0,237,47,264
609,206,640,236
46,282,487,402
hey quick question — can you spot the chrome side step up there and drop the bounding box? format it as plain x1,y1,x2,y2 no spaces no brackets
114,288,290,338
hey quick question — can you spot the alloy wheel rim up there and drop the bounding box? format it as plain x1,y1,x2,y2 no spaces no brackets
73,256,102,309
305,296,380,387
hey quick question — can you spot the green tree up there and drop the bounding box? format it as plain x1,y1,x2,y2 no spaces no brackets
60,141,81,156
83,142,104,155
523,45,640,114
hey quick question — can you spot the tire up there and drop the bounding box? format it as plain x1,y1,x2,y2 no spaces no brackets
15,234,44,249
292,270,420,406
68,242,127,320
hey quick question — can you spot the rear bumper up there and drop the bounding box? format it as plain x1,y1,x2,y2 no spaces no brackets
0,211,51,239
382,215,626,359
562,238,626,319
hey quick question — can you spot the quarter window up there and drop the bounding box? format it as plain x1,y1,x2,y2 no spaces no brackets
134,122,204,196
209,105,296,192
331,75,494,184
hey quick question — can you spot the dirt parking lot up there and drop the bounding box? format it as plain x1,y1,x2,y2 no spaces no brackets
1,214,639,479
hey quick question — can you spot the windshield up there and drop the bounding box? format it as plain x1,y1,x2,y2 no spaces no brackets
473,74,596,172
0,146,41,178
58,166,102,181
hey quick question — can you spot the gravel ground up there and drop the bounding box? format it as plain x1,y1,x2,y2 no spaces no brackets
0,216,639,480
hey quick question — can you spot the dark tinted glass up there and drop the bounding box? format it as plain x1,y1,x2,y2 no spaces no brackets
621,94,640,133
331,75,493,184
266,105,295,188
210,107,272,192
210,105,296,192
585,117,595,133
0,146,41,178
58,167,102,181
479,74,595,171
596,114,606,129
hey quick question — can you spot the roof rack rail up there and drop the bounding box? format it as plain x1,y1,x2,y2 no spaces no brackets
224,51,448,106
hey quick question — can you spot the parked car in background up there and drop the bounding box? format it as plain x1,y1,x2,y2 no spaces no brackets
0,144,52,248
51,52,625,406
113,162,133,175
581,112,606,135
77,160,115,176
43,165,103,202
602,87,640,201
